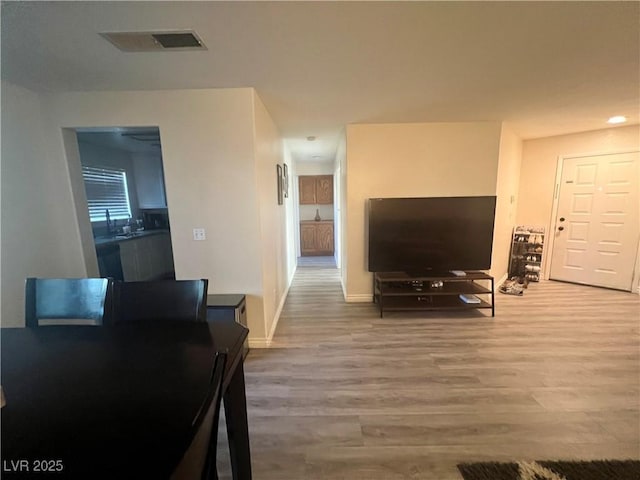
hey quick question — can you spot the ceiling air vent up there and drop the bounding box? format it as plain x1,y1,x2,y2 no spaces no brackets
100,31,206,52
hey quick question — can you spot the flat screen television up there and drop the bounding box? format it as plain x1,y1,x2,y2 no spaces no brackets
368,196,496,274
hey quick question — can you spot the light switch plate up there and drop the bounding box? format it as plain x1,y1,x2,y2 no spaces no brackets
193,228,206,241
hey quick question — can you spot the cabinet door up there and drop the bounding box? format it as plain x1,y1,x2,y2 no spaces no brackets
146,235,165,279
300,224,317,254
134,155,167,208
135,236,154,280
159,233,175,276
316,223,334,253
118,235,174,281
315,176,333,204
119,241,138,281
298,176,317,205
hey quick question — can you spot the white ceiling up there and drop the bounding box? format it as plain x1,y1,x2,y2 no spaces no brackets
2,1,638,162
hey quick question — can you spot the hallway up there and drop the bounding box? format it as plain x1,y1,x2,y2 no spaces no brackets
219,266,639,479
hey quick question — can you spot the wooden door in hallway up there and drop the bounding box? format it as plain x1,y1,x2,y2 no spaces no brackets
549,151,639,291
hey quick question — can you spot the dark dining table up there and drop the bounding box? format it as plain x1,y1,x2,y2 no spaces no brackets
0,318,251,479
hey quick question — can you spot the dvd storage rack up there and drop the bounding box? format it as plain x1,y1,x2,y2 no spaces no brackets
373,271,494,318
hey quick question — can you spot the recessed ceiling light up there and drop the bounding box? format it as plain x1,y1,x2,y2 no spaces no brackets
607,115,627,124
306,136,316,141
312,155,321,159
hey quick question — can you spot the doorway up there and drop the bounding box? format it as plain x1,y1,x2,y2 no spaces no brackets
75,127,175,281
549,151,639,291
295,169,338,268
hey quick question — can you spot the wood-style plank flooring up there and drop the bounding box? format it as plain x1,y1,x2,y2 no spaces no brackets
218,266,640,479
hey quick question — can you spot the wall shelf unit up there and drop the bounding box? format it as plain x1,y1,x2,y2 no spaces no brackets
373,271,494,318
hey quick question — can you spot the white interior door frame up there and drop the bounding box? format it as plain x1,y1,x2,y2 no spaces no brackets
547,149,640,293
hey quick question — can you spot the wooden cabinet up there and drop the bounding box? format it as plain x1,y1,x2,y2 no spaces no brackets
119,240,138,281
133,155,167,208
315,176,333,204
298,175,333,205
299,176,317,204
300,221,334,256
300,223,317,253
315,222,334,252
119,232,174,281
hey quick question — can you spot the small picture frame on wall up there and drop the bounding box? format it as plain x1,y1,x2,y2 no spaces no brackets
276,164,283,205
283,164,289,198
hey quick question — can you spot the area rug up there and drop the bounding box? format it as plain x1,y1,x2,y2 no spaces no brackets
457,459,640,480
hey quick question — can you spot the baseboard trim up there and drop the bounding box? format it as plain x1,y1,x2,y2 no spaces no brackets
248,338,270,348
250,268,294,349
345,294,373,303
268,285,289,340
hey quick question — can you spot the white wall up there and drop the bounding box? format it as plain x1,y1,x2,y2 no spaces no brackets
492,124,523,282
295,161,336,175
1,82,88,325
520,125,640,283
344,122,502,300
1,84,289,340
282,144,298,282
334,132,346,271
338,133,348,293
252,90,290,345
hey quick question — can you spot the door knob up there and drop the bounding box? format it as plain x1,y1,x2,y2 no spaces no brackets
558,226,564,231
559,217,565,222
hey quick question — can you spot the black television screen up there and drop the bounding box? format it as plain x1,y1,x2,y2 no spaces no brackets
368,196,496,273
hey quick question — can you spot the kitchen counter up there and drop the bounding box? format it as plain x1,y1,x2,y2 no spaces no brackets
95,230,174,281
94,229,171,246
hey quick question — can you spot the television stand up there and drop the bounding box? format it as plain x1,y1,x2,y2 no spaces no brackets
373,271,494,318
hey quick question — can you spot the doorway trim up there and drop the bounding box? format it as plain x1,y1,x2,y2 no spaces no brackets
547,149,640,292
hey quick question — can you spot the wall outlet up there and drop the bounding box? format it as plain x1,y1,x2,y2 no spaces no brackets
193,228,206,241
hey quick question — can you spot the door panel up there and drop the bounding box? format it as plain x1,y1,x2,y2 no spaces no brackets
316,223,334,252
315,176,334,204
298,176,317,205
550,152,639,290
300,224,317,255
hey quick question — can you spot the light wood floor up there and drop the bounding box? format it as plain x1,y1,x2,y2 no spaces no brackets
218,267,640,479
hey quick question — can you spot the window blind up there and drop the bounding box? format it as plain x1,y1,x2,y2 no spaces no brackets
82,166,132,222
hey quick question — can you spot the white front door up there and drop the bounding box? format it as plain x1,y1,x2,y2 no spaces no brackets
549,151,639,291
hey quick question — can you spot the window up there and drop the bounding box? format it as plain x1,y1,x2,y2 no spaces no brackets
82,166,132,222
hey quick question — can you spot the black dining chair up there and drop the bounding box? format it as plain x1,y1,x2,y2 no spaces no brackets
112,279,208,324
171,352,227,480
25,277,114,327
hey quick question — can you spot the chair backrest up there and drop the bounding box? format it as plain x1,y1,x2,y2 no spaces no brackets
113,279,208,324
25,277,113,327
170,352,227,480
